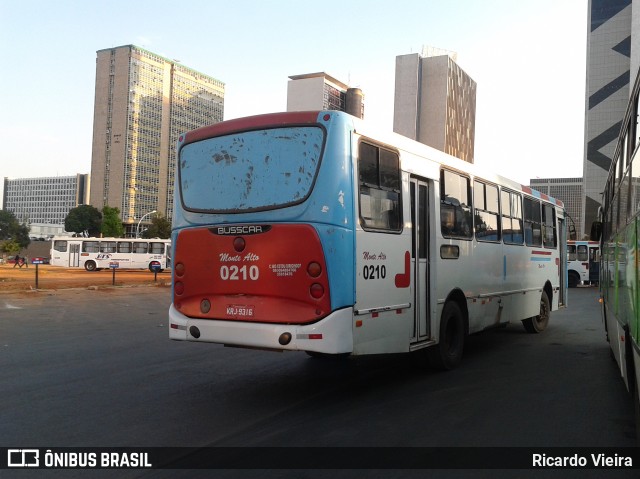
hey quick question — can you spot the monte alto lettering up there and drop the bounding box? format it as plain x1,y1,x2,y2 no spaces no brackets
219,252,259,262
362,251,387,261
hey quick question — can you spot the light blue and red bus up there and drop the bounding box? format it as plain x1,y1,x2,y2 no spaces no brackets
169,111,567,368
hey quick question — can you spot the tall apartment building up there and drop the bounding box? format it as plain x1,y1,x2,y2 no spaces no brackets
530,177,584,239
394,48,477,163
90,45,224,235
287,72,364,118
583,0,632,237
3,174,90,237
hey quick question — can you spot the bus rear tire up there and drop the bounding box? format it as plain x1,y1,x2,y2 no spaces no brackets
568,271,580,288
427,301,465,370
522,291,550,333
84,261,97,272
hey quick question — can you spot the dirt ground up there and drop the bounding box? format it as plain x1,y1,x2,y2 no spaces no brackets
0,264,171,293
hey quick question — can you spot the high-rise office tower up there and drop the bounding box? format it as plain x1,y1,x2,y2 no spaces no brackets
583,0,631,237
287,72,364,118
394,48,476,163
90,45,224,235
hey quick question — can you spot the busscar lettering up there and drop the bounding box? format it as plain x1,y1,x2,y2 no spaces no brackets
217,225,264,235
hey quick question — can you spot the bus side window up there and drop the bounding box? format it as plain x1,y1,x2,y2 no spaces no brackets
474,180,500,242
542,203,557,248
118,242,132,253
501,190,523,245
358,141,401,232
83,241,100,253
523,197,542,247
133,242,148,254
150,242,165,254
100,241,116,253
577,245,588,262
440,169,472,239
568,245,576,261
54,240,68,252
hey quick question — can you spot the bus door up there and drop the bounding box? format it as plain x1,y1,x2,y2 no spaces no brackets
589,245,600,284
410,177,431,341
558,217,567,307
69,242,80,267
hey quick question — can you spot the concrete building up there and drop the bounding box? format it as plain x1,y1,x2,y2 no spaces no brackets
530,177,584,239
287,72,364,118
394,48,476,163
90,45,224,235
583,0,632,237
2,174,90,237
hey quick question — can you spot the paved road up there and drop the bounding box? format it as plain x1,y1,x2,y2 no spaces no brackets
0,286,637,478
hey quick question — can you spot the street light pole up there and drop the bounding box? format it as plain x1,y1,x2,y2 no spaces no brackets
136,210,157,238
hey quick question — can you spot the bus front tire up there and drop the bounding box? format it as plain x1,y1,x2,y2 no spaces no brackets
522,291,550,333
84,261,97,272
427,301,465,370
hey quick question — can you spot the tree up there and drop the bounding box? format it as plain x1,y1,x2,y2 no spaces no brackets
0,210,30,248
0,239,21,256
142,215,171,239
65,205,102,236
101,206,125,238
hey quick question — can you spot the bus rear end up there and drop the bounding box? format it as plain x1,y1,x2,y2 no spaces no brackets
169,111,355,354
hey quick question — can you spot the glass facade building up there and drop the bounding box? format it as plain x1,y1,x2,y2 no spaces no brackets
90,45,224,234
3,174,90,233
530,177,584,239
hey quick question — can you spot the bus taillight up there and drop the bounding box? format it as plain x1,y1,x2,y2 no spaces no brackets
307,262,322,278
310,283,324,299
174,281,184,295
175,262,185,277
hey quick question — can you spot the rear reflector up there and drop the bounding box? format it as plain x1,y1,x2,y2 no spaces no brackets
297,333,323,340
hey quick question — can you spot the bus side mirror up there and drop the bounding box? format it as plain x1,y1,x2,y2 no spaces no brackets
568,223,577,241
590,221,602,241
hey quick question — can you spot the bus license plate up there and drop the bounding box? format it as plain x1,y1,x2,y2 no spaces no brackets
226,305,255,318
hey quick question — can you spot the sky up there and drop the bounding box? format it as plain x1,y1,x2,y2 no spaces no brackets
0,0,588,202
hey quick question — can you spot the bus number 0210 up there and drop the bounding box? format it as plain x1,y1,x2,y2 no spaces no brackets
363,264,386,280
220,265,260,281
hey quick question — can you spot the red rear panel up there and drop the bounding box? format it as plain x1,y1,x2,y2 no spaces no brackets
173,224,331,324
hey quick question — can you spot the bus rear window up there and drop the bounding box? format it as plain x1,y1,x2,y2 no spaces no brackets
179,126,324,212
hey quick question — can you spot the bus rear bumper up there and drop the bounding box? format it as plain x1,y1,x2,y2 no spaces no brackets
169,304,354,354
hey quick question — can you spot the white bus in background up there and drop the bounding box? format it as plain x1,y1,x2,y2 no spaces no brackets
566,240,600,287
50,236,171,272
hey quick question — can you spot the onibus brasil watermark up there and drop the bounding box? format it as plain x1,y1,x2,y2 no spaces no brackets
7,449,152,469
